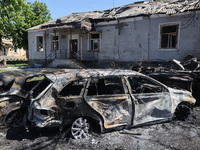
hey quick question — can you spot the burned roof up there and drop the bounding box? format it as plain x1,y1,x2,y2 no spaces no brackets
28,0,200,31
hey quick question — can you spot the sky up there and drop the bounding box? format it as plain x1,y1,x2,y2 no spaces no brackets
27,0,140,19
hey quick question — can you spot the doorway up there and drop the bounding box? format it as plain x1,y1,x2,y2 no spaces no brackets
70,39,78,59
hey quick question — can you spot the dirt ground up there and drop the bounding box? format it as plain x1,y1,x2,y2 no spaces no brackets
0,106,199,150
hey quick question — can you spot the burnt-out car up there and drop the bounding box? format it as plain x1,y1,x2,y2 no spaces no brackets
24,69,196,139
0,69,52,127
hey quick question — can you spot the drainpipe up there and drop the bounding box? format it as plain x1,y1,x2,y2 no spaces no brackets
117,18,121,35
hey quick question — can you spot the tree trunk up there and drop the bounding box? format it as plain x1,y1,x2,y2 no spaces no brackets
3,59,7,66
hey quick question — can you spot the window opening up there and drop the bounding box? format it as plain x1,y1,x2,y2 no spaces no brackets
90,33,100,51
87,77,124,95
36,36,43,52
52,35,59,51
2,47,7,56
14,47,18,53
25,75,51,98
23,75,45,91
160,24,178,49
59,80,86,96
128,77,163,94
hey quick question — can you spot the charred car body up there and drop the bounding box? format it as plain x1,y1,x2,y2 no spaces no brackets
23,69,196,139
0,69,53,127
132,58,200,105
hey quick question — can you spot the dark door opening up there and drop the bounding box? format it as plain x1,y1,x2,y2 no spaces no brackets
70,39,78,59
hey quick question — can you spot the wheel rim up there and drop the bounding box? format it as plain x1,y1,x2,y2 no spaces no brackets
71,117,90,139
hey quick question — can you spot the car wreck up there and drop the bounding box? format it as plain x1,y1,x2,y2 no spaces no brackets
0,69,54,127
22,69,196,139
132,57,200,105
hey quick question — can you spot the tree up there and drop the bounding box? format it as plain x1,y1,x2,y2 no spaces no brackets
0,0,52,50
0,0,34,49
28,1,52,27
22,1,52,50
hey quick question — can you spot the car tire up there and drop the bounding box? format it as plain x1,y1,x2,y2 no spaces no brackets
174,104,191,121
71,117,91,139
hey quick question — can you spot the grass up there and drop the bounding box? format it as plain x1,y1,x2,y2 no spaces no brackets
7,63,28,67
0,62,28,72
0,69,8,73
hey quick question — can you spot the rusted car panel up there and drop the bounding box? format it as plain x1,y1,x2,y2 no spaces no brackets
86,95,132,128
25,69,196,138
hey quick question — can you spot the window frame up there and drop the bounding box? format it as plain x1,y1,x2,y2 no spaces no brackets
58,79,87,97
88,32,101,52
127,76,168,94
50,33,59,51
1,47,7,56
13,47,18,54
35,34,44,52
86,76,125,96
159,22,180,51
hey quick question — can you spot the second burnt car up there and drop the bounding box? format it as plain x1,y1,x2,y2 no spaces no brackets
24,69,196,139
0,69,54,127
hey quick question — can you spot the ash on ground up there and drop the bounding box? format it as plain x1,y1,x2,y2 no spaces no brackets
0,107,199,150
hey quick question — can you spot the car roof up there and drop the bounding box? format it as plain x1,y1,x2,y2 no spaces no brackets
50,69,144,80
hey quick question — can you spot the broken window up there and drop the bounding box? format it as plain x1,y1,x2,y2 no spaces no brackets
160,24,178,49
90,33,100,51
59,80,86,97
87,77,124,95
128,77,164,94
36,36,43,52
23,75,45,92
24,75,51,98
52,35,59,51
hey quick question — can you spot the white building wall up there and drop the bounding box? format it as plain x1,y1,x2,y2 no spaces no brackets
148,12,200,61
28,31,46,61
28,11,200,66
95,17,149,61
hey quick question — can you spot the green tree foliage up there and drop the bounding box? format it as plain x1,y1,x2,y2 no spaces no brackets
0,0,52,50
28,1,52,27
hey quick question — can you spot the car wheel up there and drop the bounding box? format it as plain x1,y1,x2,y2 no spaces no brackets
71,117,91,139
174,104,191,121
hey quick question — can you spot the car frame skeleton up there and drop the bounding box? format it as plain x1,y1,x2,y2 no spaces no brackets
21,69,195,139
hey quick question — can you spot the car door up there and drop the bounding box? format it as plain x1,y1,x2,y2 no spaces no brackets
56,79,87,118
127,76,173,126
84,76,133,129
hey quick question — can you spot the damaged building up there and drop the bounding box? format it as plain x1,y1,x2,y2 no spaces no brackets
28,0,200,67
